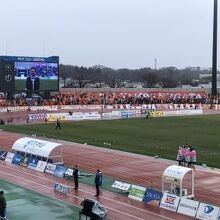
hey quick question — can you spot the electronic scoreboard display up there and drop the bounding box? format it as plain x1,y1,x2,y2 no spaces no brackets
0,56,59,92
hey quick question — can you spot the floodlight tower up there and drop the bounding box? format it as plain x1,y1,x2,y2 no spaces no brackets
212,0,218,97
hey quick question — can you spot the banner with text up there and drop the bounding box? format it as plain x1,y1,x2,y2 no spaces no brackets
160,193,180,212
196,202,220,220
142,188,163,206
177,198,199,217
128,185,146,201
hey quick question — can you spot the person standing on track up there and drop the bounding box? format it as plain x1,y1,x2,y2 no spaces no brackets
0,191,6,219
94,169,102,197
73,164,79,190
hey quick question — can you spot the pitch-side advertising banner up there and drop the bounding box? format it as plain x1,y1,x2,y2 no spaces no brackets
149,111,165,117
160,193,180,212
64,168,73,177
0,151,8,160
128,185,146,201
142,188,163,206
196,202,220,220
29,113,45,121
53,183,69,194
36,160,47,172
11,154,23,165
177,198,200,217
45,163,56,174
5,152,15,163
54,165,67,178
27,157,39,170
112,181,131,192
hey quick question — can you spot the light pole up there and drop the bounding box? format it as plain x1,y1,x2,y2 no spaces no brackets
212,0,218,97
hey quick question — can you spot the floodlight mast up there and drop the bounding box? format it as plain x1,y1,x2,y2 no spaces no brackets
212,0,218,97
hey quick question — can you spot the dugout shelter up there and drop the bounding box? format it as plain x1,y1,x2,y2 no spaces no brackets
12,137,63,164
162,165,194,199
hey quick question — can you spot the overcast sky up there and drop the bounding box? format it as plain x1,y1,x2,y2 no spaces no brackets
0,0,217,69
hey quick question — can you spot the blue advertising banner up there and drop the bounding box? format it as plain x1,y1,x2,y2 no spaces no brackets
143,188,163,206
29,113,45,121
27,157,39,169
20,156,29,166
121,111,133,117
0,151,8,160
12,154,23,165
54,165,67,178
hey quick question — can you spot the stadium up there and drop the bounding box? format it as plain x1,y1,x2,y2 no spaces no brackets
0,55,220,220
1,0,220,219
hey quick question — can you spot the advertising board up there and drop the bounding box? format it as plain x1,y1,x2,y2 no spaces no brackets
177,198,200,217
196,203,220,220
160,193,180,212
128,185,146,201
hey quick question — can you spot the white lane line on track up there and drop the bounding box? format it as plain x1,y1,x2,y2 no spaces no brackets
1,161,220,206
0,166,176,220
2,162,220,206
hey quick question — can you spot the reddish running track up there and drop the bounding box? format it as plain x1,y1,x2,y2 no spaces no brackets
0,130,220,220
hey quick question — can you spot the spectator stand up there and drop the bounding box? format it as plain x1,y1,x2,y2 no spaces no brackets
162,165,194,199
11,137,63,165
112,180,131,194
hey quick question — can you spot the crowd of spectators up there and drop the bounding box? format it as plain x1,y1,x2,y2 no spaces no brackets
0,91,217,107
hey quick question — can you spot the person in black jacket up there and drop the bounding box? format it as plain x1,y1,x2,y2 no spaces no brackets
94,169,102,197
0,191,6,219
26,67,40,91
55,118,61,129
73,164,79,190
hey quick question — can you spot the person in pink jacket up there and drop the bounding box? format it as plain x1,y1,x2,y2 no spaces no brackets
190,147,197,169
185,147,191,167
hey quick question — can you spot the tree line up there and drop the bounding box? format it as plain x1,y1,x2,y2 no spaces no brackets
59,64,212,88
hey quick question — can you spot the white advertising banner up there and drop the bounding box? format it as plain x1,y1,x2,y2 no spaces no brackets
64,168,73,177
160,193,180,212
45,163,56,174
112,181,131,192
196,202,220,220
83,112,101,120
36,161,47,172
165,109,203,117
128,185,146,201
65,112,83,120
102,112,119,118
177,198,200,217
5,152,15,163
29,113,45,121
175,109,203,116
112,111,122,116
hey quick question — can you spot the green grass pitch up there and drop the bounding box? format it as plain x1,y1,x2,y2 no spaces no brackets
1,115,220,168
